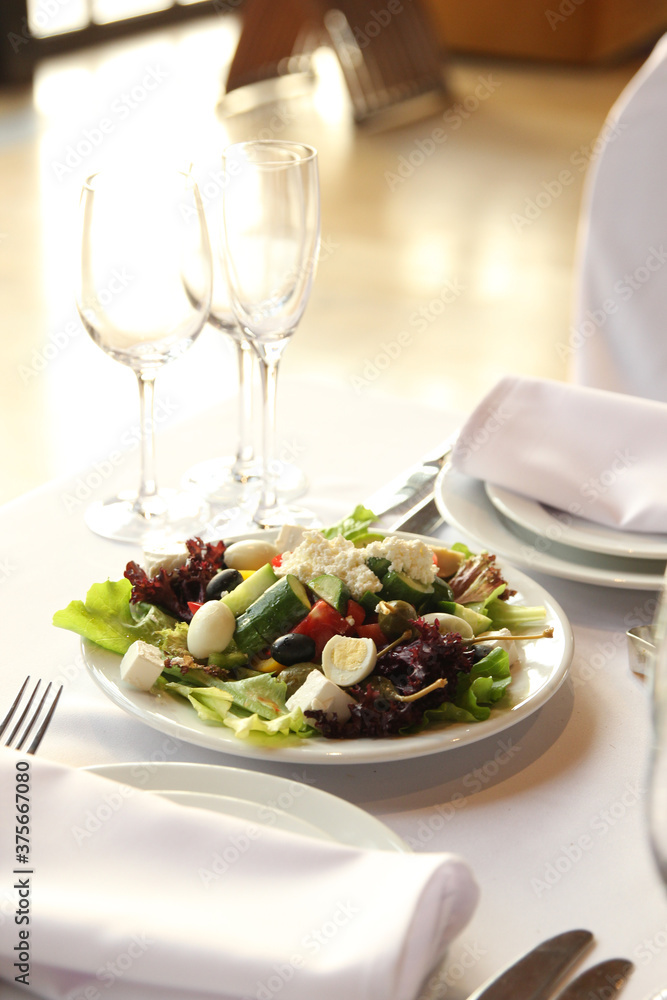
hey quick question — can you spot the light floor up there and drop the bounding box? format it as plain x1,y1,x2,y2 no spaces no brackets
0,13,641,507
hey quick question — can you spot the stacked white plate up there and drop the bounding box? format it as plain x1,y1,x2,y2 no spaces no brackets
435,462,667,590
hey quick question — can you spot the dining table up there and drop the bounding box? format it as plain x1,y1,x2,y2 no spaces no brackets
1,372,665,1000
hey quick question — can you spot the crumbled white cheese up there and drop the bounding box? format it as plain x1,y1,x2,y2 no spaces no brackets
364,536,438,585
275,530,382,598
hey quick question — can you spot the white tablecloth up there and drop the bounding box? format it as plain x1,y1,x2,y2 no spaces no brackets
0,376,664,999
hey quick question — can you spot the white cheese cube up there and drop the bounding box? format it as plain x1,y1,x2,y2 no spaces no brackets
142,545,189,576
120,640,165,691
285,670,355,724
275,523,307,554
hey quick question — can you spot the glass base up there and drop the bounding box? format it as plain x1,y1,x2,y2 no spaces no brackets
84,489,211,546
182,456,308,506
203,502,321,538
253,503,322,531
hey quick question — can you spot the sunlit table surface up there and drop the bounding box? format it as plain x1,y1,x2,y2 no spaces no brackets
1,377,665,1000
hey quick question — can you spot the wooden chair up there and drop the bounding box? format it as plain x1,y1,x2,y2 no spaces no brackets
221,0,447,123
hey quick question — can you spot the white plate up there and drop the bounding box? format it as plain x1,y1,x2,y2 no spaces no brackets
437,465,664,591
85,762,407,851
82,529,574,764
485,482,667,560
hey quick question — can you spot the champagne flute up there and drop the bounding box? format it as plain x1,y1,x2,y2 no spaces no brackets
182,198,309,507
76,167,212,545
222,140,320,529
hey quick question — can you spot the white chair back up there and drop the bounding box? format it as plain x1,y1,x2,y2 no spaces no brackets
572,34,667,401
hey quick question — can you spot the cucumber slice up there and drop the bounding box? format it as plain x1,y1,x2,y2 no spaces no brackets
233,575,311,654
233,617,272,656
380,570,434,608
452,602,492,635
309,574,351,614
359,590,381,614
206,649,249,669
420,576,455,612
221,562,278,617
366,556,391,579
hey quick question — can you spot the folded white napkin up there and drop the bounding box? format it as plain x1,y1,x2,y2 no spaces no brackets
452,375,667,533
0,750,478,1000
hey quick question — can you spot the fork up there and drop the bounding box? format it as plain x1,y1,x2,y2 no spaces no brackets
0,677,62,753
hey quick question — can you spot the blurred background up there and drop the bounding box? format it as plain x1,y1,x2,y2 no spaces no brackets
1,0,664,508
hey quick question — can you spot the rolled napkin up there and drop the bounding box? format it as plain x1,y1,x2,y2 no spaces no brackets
452,375,667,533
0,750,478,1000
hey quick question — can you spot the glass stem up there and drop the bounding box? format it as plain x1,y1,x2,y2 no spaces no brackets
134,369,159,514
231,337,256,482
255,354,281,522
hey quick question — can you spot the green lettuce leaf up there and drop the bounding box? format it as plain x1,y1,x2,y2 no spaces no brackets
164,681,315,738
485,598,546,629
53,579,177,655
322,505,383,545
407,646,512,730
211,673,290,719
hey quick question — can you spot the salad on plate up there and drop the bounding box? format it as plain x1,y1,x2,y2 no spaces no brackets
53,507,553,742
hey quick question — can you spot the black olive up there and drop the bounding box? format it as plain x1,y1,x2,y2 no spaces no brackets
205,568,244,601
270,633,317,666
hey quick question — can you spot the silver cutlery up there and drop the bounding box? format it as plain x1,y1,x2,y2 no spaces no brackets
551,958,633,1000
364,434,456,534
467,929,594,1000
0,676,62,753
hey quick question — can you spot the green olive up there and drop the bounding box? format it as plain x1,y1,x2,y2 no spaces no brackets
276,663,320,699
377,600,418,640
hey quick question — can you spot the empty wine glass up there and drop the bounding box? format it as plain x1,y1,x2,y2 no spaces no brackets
222,140,320,529
76,167,212,545
182,188,309,507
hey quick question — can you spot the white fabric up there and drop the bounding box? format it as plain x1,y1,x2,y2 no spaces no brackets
451,374,667,532
572,32,667,401
0,750,477,1000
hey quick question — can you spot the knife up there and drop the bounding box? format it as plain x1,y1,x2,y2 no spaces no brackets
467,929,594,1000
363,433,457,534
552,958,633,1000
